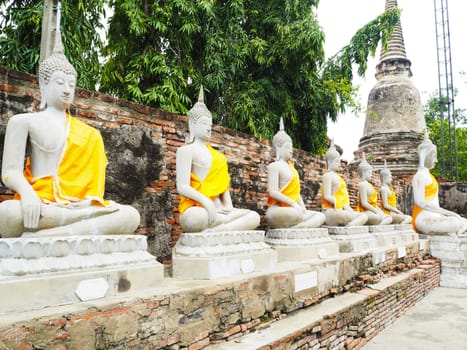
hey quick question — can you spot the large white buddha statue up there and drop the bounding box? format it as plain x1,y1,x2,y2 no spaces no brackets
355,153,392,225
321,140,368,226
265,118,325,229
412,132,466,235
0,33,140,238
379,160,412,224
175,86,260,232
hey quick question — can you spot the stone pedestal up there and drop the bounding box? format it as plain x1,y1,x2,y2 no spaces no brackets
327,226,378,253
395,224,419,243
0,235,164,314
172,231,277,280
265,228,339,262
421,234,467,288
369,225,401,247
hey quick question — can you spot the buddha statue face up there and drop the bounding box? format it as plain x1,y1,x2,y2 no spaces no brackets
360,166,372,181
418,131,438,170
380,170,392,185
189,114,212,142
325,139,341,171
358,153,372,181
272,117,293,161
424,147,437,169
43,70,76,110
326,150,340,171
276,140,293,161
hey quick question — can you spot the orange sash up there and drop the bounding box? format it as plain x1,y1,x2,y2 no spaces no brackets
267,161,300,207
412,174,438,230
321,174,350,209
15,115,109,206
381,186,397,214
356,183,378,212
179,144,230,213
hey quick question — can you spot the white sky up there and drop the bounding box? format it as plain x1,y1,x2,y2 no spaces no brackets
319,0,467,161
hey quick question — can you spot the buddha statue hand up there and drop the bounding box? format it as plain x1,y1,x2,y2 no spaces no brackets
204,200,218,225
20,189,42,230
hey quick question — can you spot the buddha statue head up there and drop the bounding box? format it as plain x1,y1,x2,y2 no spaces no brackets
38,31,77,110
325,139,341,171
272,118,293,160
188,85,212,142
380,160,392,184
358,152,373,180
417,130,437,169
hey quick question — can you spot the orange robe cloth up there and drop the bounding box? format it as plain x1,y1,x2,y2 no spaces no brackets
412,174,439,231
15,114,110,206
321,174,350,210
381,186,397,214
356,183,378,212
179,144,230,213
267,161,300,207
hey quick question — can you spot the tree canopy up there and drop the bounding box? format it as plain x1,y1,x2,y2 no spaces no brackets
0,0,400,154
424,92,467,181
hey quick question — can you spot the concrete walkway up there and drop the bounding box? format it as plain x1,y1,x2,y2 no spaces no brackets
363,287,467,350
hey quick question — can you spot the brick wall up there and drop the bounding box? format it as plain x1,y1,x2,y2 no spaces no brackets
1,67,463,262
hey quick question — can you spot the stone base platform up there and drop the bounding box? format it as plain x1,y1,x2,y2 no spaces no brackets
396,223,419,243
327,226,378,253
0,240,434,350
172,231,277,279
421,233,467,288
0,235,164,314
369,225,402,247
265,228,339,262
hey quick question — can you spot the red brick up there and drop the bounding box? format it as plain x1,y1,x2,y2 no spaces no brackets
17,342,33,350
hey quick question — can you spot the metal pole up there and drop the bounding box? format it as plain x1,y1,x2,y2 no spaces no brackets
39,0,59,64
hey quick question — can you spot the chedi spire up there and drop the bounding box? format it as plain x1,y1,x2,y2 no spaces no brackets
378,0,409,68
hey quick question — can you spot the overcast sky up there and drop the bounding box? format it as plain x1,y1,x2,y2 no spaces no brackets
318,0,467,161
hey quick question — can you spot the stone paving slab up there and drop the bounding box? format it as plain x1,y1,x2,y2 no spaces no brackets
363,287,467,350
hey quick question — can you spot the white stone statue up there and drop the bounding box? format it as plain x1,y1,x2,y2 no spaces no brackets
265,118,325,229
412,131,466,235
176,86,260,233
321,140,368,226
355,153,392,225
379,160,412,224
0,33,140,238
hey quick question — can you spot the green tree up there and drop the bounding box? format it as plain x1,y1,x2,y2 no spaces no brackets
102,0,399,153
0,0,105,90
424,92,467,181
0,0,400,154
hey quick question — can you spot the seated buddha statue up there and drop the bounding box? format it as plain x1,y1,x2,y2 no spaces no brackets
176,86,260,233
379,160,411,225
265,118,325,229
321,140,368,226
0,33,140,238
355,153,392,225
412,132,466,235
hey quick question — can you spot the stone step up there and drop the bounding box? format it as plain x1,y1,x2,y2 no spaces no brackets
206,268,435,350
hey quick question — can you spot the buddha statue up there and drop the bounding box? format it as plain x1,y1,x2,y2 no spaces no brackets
321,140,368,226
0,32,140,238
265,118,325,229
355,153,392,225
379,160,412,224
176,85,260,232
412,131,466,235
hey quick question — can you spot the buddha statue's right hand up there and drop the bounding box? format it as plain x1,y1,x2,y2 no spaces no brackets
292,203,305,220
204,200,218,225
21,191,42,229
